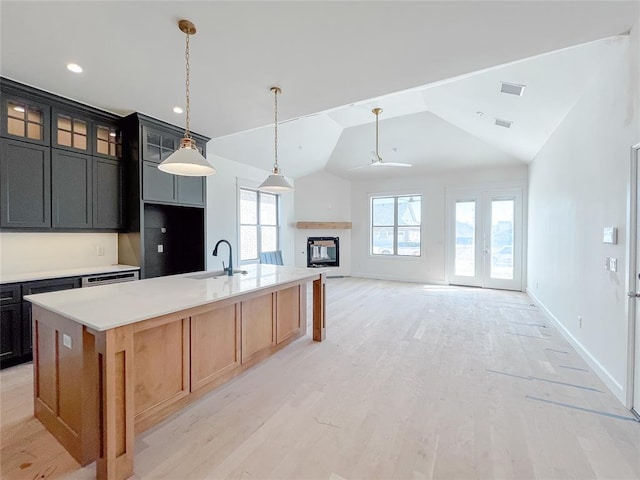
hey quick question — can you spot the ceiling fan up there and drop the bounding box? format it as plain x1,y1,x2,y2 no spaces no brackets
351,108,412,169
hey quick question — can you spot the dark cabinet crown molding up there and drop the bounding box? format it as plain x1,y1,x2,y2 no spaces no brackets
1,77,121,123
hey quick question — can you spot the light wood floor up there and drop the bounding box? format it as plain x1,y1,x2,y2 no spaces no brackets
2,277,639,479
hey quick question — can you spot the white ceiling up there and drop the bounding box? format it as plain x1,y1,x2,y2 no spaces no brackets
1,1,638,180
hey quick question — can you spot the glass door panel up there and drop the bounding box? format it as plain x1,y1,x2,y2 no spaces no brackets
455,201,476,277
489,199,514,280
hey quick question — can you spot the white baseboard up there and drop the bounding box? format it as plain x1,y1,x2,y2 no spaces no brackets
526,288,626,404
350,272,447,285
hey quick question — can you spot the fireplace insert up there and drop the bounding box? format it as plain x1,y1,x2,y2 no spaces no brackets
307,237,339,268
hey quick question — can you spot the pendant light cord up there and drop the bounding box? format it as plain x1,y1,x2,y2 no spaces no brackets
274,88,279,170
185,31,191,139
375,110,379,158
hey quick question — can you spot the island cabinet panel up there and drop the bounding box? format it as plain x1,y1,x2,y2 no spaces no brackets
241,293,275,364
191,303,241,391
32,306,98,466
276,285,305,344
132,316,190,422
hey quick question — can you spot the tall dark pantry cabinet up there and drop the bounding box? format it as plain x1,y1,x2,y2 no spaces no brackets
119,113,209,279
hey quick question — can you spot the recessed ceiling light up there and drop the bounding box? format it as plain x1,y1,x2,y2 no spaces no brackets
67,63,83,73
173,106,183,114
500,82,525,96
13,106,25,113
495,118,513,128
476,111,484,116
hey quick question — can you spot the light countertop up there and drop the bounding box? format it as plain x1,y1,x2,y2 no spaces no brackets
25,265,324,332
1,264,140,285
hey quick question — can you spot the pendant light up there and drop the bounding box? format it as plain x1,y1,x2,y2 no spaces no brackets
258,87,293,192
159,19,216,177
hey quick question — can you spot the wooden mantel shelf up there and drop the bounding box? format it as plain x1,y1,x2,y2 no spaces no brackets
296,222,352,229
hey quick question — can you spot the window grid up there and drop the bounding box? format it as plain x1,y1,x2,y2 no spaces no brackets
240,188,280,262
371,194,422,256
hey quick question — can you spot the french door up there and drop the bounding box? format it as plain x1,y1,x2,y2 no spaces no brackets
447,188,523,291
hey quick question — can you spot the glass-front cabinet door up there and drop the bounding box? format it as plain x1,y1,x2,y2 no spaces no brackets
1,95,50,146
52,108,90,153
94,122,122,159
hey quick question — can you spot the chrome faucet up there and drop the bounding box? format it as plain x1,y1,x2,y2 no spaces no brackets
212,239,234,276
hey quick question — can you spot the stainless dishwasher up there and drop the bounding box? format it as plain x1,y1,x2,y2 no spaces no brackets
81,270,139,287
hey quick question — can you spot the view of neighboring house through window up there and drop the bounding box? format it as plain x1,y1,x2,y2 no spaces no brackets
371,195,422,256
239,188,279,263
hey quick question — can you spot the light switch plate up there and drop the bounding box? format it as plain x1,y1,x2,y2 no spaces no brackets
158,244,164,253
610,257,617,272
603,227,617,244
63,334,72,349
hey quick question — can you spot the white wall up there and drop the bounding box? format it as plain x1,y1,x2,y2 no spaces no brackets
527,34,638,404
205,155,295,271
294,171,352,276
0,232,118,276
351,166,528,284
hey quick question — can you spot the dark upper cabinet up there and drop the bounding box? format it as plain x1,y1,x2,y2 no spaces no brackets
0,138,51,228
0,78,126,231
51,149,93,228
177,175,206,206
0,93,50,146
93,158,124,229
143,160,177,203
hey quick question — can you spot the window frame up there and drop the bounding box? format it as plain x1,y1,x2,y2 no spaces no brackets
370,194,422,257
239,187,280,264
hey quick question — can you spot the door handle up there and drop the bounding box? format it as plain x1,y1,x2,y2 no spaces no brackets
627,292,640,298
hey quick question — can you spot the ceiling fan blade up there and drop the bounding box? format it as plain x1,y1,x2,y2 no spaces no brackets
378,162,412,167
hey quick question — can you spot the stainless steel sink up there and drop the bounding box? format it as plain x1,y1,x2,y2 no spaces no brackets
186,270,248,280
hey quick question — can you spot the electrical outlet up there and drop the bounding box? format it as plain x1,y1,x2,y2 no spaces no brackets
158,244,164,253
610,258,617,272
96,246,105,256
578,315,583,328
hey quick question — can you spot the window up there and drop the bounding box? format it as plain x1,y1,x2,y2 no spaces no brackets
240,188,279,262
371,195,421,256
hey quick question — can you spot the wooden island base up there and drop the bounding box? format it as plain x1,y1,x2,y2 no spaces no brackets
32,273,325,480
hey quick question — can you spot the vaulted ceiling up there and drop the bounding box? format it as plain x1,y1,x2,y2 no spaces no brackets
1,1,637,180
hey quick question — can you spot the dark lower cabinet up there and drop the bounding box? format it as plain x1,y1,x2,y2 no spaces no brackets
0,303,22,365
0,138,51,228
0,277,81,369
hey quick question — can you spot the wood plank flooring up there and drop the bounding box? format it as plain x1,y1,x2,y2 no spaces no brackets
2,277,639,479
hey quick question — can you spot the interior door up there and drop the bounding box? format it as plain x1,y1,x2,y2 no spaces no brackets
629,143,640,418
447,188,523,291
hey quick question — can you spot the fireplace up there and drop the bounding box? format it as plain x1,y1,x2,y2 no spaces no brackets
307,237,340,268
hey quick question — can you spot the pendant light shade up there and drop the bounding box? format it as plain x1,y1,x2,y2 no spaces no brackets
159,19,216,177
258,87,293,193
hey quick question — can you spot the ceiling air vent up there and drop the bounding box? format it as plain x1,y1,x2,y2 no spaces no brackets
500,82,525,96
495,118,513,129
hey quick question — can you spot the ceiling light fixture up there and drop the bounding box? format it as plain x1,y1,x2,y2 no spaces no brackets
158,19,216,177
258,86,293,193
173,106,183,114
351,108,411,169
500,82,525,96
67,63,83,73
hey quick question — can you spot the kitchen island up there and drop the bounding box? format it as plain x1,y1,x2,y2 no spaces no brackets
24,265,326,480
